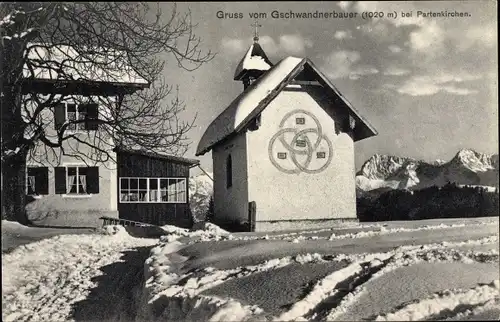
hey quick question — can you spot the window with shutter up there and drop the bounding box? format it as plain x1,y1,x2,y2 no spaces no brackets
85,104,99,130
26,167,49,195
86,167,100,193
54,102,99,132
54,167,67,194
57,166,99,195
54,103,66,130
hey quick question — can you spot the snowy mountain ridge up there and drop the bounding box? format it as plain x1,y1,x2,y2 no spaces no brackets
357,149,499,196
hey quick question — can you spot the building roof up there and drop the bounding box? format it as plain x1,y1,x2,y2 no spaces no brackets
233,42,273,80
196,56,378,156
23,44,149,87
114,147,200,166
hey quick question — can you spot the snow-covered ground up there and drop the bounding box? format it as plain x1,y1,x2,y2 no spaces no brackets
2,217,499,321
140,217,500,321
1,220,96,253
2,225,157,322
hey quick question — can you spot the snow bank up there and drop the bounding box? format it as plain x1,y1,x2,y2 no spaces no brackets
328,222,489,241
159,222,230,243
1,219,30,231
138,236,265,321
226,221,493,243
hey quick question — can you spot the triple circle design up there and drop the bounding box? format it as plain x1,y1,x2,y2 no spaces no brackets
268,109,333,174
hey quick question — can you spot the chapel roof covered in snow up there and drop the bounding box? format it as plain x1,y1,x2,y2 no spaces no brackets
233,41,273,81
196,56,378,156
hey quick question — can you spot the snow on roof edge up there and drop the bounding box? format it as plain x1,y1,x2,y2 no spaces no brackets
23,43,150,86
234,43,272,80
114,147,200,166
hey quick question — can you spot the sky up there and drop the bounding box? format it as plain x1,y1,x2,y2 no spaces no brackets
157,1,498,175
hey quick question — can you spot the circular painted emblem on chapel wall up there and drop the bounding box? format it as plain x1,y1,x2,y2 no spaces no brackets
268,109,333,174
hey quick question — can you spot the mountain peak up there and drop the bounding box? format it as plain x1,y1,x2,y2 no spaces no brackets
357,154,416,180
456,148,478,158
451,148,496,172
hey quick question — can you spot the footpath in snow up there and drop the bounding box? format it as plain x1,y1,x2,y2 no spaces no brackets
2,225,157,322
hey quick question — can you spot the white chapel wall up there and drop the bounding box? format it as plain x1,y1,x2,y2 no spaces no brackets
246,85,357,223
212,132,249,225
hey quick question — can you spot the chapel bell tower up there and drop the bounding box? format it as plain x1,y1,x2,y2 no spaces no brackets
233,20,274,90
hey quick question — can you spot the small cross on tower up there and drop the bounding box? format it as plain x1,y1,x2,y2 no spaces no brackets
251,20,261,42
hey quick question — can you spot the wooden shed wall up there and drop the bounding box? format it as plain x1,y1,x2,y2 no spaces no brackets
117,152,193,228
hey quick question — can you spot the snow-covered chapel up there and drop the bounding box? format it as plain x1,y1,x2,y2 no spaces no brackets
196,30,377,232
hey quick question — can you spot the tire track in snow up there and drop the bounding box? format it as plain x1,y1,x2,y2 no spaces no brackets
324,239,499,321
266,238,498,321
443,298,500,321
151,253,350,300
371,280,500,321
274,255,393,321
307,256,394,321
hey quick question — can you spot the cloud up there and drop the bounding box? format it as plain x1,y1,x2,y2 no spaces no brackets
220,34,313,57
336,1,352,11
357,21,391,39
323,50,361,79
322,50,378,80
397,81,441,96
350,65,379,80
279,34,313,55
388,45,402,53
409,22,445,54
258,35,279,55
453,23,497,52
383,67,411,76
441,86,479,95
395,73,481,96
334,30,353,40
220,37,245,56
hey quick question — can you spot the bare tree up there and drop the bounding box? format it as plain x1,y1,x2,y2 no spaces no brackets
0,2,214,224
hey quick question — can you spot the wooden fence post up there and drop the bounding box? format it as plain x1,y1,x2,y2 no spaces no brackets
248,201,256,232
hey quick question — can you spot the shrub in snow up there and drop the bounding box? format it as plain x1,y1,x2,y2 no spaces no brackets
101,225,127,236
161,225,190,236
203,222,229,235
